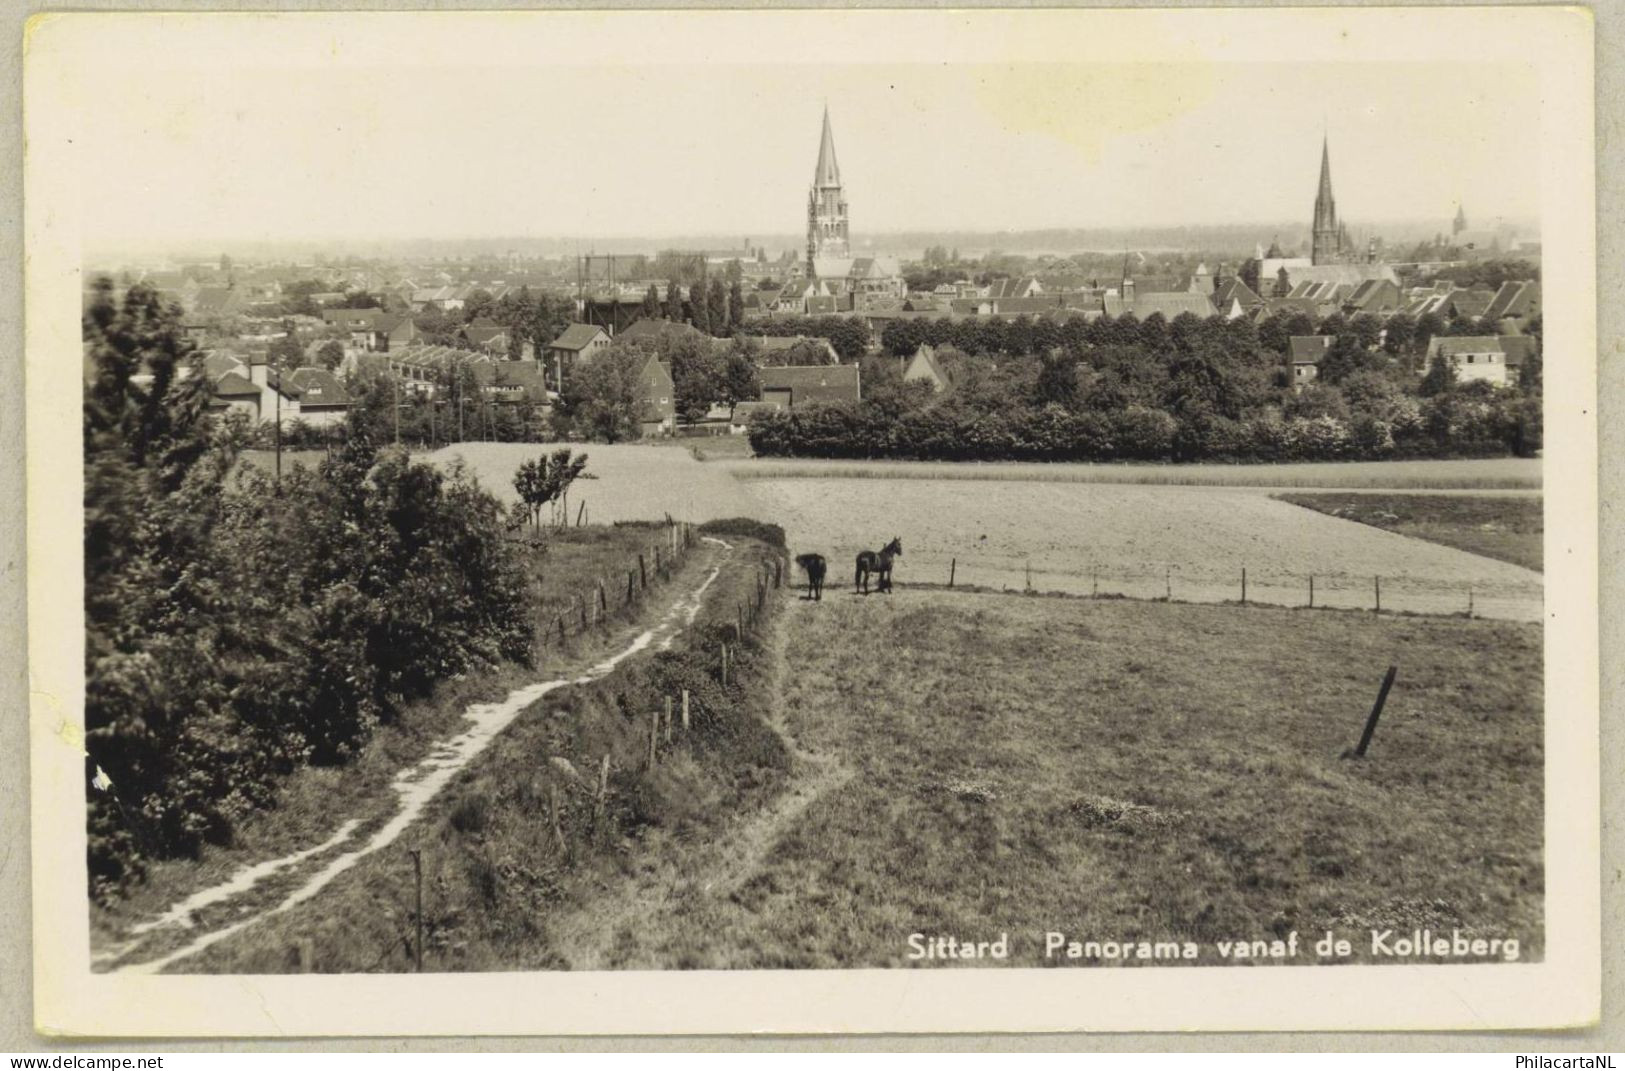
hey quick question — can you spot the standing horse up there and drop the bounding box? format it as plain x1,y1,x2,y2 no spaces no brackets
795,553,827,601
855,537,903,595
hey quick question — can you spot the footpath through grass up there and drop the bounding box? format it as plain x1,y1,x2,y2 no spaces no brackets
90,521,718,966
560,588,1542,969
1277,493,1543,573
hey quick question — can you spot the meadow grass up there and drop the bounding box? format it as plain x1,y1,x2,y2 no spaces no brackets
727,456,1542,490
550,589,1542,969
1277,494,1544,573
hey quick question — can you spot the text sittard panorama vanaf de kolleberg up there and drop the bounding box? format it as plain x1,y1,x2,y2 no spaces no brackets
905,929,1523,963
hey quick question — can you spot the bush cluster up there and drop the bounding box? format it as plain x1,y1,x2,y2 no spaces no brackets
83,281,534,900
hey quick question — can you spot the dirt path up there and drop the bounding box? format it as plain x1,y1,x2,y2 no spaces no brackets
548,594,853,971
102,538,736,975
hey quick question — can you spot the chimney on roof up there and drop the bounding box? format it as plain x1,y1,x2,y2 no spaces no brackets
249,356,269,387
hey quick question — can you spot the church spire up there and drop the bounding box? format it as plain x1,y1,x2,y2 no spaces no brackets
814,105,842,189
1311,136,1341,265
807,105,850,266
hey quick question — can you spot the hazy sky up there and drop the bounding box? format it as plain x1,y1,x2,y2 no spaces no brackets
48,13,1543,247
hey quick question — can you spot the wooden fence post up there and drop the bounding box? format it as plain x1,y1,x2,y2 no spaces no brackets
1165,565,1171,601
409,848,424,973
1309,575,1315,608
681,689,690,732
578,596,587,632
1241,567,1247,605
627,570,635,606
665,696,673,744
721,644,729,687
949,558,956,588
1374,575,1382,613
649,710,658,767
639,554,647,589
576,500,586,527
598,581,607,614
596,754,610,824
1467,587,1474,618
1351,665,1399,758
549,783,565,852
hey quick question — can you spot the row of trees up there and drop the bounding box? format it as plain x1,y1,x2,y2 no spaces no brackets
878,307,1530,365
84,280,535,899
635,277,751,338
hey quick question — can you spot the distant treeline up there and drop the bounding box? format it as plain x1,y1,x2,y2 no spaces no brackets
749,307,1542,464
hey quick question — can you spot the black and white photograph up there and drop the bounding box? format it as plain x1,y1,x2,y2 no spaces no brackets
23,6,1599,1036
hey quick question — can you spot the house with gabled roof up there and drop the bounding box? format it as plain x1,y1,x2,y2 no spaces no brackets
902,344,950,393
759,364,861,408
1342,278,1403,317
1426,335,1508,385
1211,277,1264,320
544,323,612,391
1287,335,1332,385
1484,281,1541,328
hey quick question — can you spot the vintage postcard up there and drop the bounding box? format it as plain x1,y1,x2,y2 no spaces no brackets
25,6,1598,1036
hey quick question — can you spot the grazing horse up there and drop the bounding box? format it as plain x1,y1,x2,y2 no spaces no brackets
855,537,903,595
795,553,827,601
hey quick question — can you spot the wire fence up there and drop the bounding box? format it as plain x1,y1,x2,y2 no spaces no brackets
840,554,1544,623
526,522,699,648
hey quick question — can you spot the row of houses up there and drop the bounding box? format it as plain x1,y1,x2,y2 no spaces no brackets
203,354,353,428
1288,334,1538,388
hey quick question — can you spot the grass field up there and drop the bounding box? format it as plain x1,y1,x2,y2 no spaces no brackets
1277,494,1544,573
745,477,1544,621
547,589,1543,968
726,456,1542,490
424,442,760,524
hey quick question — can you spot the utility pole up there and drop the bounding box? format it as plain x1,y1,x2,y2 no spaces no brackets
273,369,283,486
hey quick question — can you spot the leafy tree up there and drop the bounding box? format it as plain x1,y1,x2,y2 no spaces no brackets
342,289,382,310
666,335,723,422
267,325,306,372
462,289,496,324
512,448,592,532
706,278,728,338
642,285,661,320
1349,313,1383,350
558,345,649,442
316,340,346,371
664,281,684,322
1382,312,1416,356
689,284,711,335
1315,334,1371,385
1419,354,1458,397
1034,350,1084,410
718,346,761,421
727,280,745,334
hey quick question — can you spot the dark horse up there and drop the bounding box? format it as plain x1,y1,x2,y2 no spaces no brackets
855,537,903,595
795,553,827,601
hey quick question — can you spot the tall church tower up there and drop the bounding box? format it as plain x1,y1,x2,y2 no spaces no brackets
806,106,850,273
1311,137,1341,266
1453,203,1468,236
